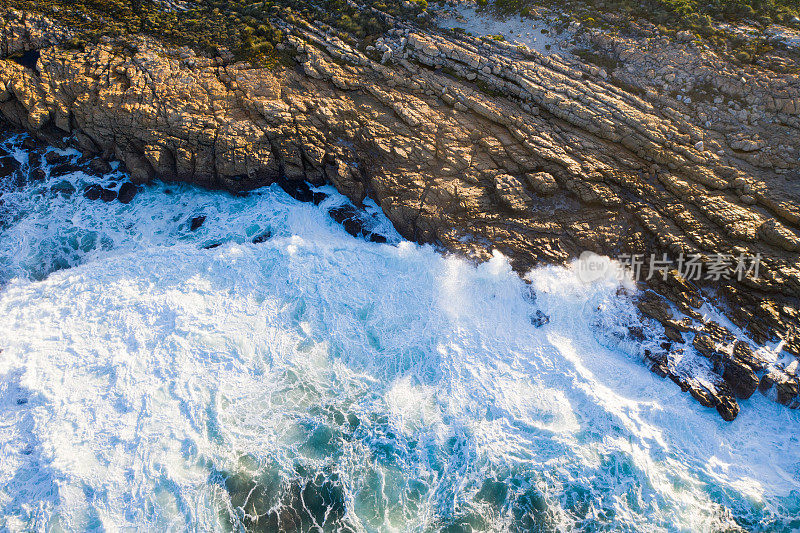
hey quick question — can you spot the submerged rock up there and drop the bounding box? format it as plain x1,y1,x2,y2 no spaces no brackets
117,182,138,204
190,215,205,231
530,310,550,327
220,461,350,532
82,184,102,201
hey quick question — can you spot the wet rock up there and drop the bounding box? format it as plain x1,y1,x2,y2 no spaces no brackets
637,292,673,324
87,158,112,176
329,205,367,238
715,388,740,421
252,230,272,244
530,310,550,327
50,162,82,177
670,372,740,420
83,184,102,200
21,137,38,152
692,323,761,399
721,355,759,400
0,155,18,179
367,232,387,243
50,180,75,196
759,367,800,408
83,183,116,201
44,151,69,165
100,187,117,202
29,167,46,181
117,182,138,204
278,178,327,205
647,352,670,378
190,215,205,231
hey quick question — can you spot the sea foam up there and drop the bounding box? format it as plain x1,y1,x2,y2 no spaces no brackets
0,133,799,532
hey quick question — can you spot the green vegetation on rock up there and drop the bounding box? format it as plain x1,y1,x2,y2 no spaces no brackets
0,0,419,65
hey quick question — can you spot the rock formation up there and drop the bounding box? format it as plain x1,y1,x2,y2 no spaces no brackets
1,4,799,419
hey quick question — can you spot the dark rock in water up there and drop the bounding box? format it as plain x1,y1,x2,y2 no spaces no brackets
759,367,800,407
693,334,720,364
100,187,117,202
16,398,27,405
83,184,117,202
0,156,18,179
190,215,206,231
117,182,138,204
21,137,38,152
252,230,272,244
715,387,740,421
27,152,41,168
50,180,76,196
721,355,759,399
83,184,103,200
476,479,508,507
687,381,717,408
278,179,327,205
693,326,761,400
221,465,349,532
203,242,222,249
732,341,766,372
627,325,645,341
367,232,387,243
29,167,46,181
50,162,82,177
530,310,550,327
649,356,670,378
11,49,40,72
44,151,69,165
669,371,740,420
329,205,367,238
88,158,112,176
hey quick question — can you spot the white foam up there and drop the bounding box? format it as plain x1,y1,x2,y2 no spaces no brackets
0,136,799,531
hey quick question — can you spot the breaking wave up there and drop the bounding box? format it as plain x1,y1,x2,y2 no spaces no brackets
0,133,799,532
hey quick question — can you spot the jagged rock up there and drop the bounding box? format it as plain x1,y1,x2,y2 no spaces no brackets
530,310,549,327
118,182,138,204
190,215,205,231
525,172,558,196
1,6,799,420
721,355,760,400
692,324,761,399
759,367,800,408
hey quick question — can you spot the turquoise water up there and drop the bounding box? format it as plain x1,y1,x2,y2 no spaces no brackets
0,133,799,532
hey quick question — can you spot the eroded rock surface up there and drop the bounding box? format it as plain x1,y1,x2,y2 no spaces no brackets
1,6,799,419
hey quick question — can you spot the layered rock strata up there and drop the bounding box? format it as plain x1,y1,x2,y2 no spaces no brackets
1,6,799,419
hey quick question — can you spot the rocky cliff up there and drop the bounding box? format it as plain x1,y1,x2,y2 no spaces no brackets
1,5,799,419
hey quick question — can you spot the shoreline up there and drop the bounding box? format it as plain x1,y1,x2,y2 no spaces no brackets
1,3,799,419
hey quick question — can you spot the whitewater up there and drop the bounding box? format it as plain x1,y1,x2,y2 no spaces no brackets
0,132,798,532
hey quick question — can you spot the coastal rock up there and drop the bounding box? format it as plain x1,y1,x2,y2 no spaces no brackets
1,7,799,420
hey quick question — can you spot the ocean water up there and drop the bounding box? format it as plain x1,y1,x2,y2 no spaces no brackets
0,132,799,532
